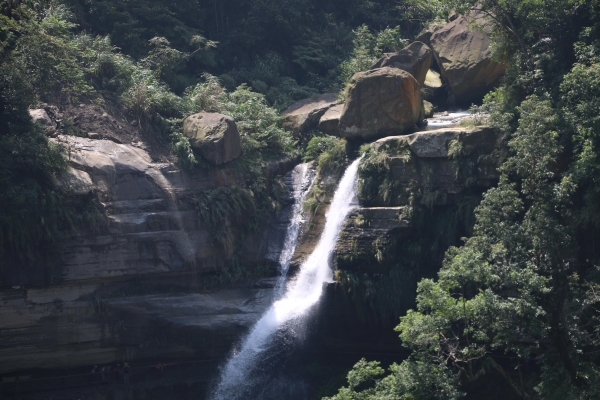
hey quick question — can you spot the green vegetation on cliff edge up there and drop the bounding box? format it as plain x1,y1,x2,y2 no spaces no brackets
326,0,600,399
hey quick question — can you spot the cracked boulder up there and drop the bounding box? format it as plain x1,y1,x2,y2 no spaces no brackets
371,41,433,86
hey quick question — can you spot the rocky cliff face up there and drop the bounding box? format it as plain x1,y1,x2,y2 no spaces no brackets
328,124,505,325
53,134,256,283
0,134,304,376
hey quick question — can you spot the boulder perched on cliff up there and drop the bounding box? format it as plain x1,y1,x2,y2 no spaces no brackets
282,93,338,133
55,167,94,196
430,11,505,104
339,68,422,140
318,104,343,135
183,112,242,165
371,41,433,86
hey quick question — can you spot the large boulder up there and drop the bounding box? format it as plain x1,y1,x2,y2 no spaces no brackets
430,11,505,104
371,41,433,86
29,108,53,126
183,112,242,165
339,67,422,141
282,93,338,134
318,104,343,135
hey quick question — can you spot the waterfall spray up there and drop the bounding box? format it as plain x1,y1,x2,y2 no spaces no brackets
210,157,362,400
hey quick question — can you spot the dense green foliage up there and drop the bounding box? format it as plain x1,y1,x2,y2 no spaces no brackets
0,3,107,283
63,0,440,104
328,1,600,398
339,25,407,84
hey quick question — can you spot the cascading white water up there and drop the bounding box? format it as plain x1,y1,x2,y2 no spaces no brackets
274,164,316,297
210,157,362,400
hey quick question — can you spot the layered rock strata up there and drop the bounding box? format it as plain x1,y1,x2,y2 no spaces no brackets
366,126,503,206
0,135,304,375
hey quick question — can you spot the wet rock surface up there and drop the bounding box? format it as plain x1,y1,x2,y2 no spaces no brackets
0,279,277,374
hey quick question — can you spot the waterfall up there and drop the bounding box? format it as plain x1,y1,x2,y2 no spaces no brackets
274,163,316,297
210,157,362,400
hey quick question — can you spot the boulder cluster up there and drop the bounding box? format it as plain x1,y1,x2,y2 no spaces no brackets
176,11,504,164
281,10,504,142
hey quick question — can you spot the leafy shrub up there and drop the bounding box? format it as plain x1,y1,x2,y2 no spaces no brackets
304,135,341,162
339,25,407,84
186,186,256,251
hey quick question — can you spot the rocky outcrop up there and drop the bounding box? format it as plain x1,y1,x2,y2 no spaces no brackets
371,41,433,86
0,133,307,376
183,112,242,165
0,278,277,374
282,93,338,134
318,104,343,135
334,207,412,272
366,126,503,206
339,68,422,141
430,11,505,104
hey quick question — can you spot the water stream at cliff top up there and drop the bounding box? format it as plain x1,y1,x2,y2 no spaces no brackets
210,157,362,400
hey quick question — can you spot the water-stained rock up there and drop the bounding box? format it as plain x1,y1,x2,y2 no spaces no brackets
371,41,433,86
430,11,505,104
339,67,422,141
183,112,242,165
0,279,277,374
282,93,338,134
0,134,303,376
